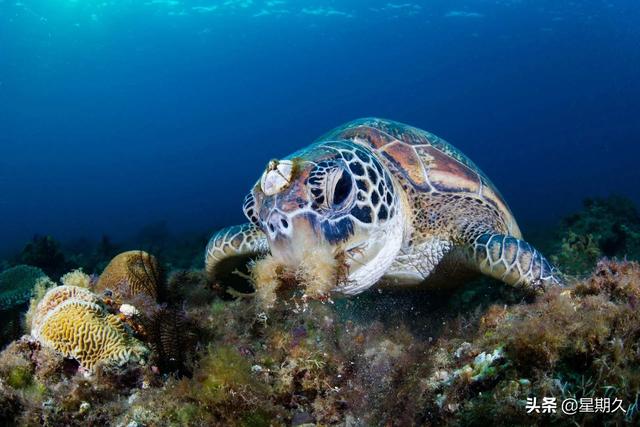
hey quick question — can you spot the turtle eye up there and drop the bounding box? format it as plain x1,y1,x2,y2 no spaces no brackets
308,162,353,213
329,170,353,207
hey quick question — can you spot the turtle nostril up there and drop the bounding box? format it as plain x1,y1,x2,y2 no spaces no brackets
266,212,290,235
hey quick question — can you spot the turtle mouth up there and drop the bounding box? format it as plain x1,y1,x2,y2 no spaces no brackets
343,241,369,267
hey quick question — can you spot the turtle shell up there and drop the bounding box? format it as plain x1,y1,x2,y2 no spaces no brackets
319,118,522,238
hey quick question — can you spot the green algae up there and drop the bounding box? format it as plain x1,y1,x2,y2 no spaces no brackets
6,365,32,390
551,196,640,276
2,259,640,425
1,198,640,425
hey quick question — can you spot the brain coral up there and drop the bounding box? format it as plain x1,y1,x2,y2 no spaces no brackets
0,265,51,311
30,285,99,333
95,251,160,302
31,285,149,370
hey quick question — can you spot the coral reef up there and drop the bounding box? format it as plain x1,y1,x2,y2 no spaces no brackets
30,285,149,370
0,257,639,425
95,250,161,303
60,269,92,289
28,285,102,333
2,198,640,425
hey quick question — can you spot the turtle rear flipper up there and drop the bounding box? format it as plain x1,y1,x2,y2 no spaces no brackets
205,223,269,292
470,233,563,292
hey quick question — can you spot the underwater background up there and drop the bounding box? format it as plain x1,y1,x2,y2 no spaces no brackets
2,1,640,426
1,0,640,257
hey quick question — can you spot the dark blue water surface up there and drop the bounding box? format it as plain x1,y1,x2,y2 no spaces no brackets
1,0,639,255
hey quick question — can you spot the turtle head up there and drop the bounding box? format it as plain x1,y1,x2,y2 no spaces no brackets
244,140,405,294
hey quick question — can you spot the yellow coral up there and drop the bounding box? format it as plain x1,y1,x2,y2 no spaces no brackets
30,285,99,333
30,286,148,370
60,269,91,289
24,277,61,331
95,251,160,302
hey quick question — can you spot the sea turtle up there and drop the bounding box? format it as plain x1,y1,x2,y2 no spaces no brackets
206,118,562,296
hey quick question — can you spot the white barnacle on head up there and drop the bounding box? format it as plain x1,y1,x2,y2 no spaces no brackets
260,159,293,196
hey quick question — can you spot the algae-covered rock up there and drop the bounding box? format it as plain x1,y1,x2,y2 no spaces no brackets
2,238,640,426
0,265,54,347
0,265,49,311
0,260,636,425
551,196,640,275
423,259,640,425
0,378,21,425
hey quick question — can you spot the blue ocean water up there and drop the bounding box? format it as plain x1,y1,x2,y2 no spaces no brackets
1,0,639,256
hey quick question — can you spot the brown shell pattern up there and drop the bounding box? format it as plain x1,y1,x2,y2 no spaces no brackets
322,118,516,227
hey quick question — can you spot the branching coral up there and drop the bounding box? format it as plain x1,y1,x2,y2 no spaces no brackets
30,285,149,370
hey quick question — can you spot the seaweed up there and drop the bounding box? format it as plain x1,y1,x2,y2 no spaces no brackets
551,196,640,276
1,199,640,425
1,256,639,425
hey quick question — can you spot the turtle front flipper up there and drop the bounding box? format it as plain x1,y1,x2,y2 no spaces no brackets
470,234,563,292
205,223,269,289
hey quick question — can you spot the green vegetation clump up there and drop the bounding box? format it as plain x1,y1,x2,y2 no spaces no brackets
1,258,639,425
0,380,21,426
195,346,256,400
1,199,639,425
551,196,640,276
423,259,640,425
6,365,33,390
